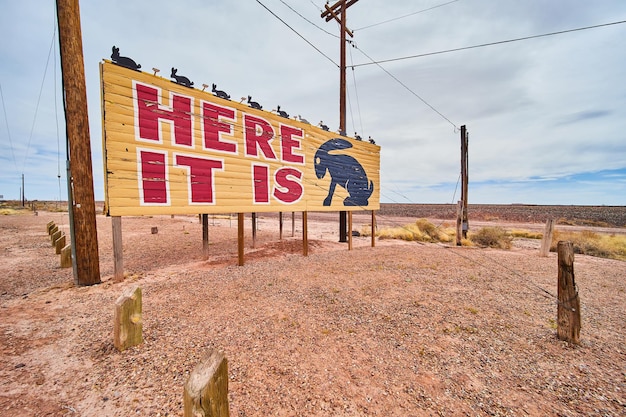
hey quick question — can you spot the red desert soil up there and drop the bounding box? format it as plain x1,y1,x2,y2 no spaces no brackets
0,205,625,416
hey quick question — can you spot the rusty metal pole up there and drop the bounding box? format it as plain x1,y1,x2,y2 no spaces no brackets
56,0,100,285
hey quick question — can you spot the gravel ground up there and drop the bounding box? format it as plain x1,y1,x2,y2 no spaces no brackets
0,209,625,416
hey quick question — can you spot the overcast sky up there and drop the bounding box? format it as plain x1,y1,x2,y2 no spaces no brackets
1,0,625,205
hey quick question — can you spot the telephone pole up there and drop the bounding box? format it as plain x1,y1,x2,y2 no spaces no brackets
321,0,358,243
56,0,101,285
456,125,469,246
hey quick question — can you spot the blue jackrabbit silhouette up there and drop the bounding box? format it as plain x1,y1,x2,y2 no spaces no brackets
314,138,374,207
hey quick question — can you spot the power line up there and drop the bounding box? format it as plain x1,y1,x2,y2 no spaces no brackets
256,0,338,67
279,0,339,38
0,83,19,174
352,19,626,67
354,0,461,32
22,26,56,174
351,42,459,131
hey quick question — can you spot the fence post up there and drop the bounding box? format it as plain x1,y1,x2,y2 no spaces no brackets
113,286,143,351
55,234,66,255
539,218,555,257
184,350,230,417
557,241,581,344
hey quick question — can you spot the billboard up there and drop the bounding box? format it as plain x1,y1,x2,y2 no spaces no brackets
100,61,380,216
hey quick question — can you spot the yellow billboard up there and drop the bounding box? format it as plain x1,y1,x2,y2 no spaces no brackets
100,61,380,216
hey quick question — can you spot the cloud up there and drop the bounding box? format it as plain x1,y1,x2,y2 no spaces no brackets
554,109,612,126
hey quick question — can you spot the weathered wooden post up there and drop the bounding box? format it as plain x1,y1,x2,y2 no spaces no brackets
202,214,209,260
47,221,56,234
347,211,353,250
113,286,143,351
238,213,244,266
112,216,124,282
557,241,581,344
539,218,555,257
49,225,59,239
60,244,72,268
251,212,257,249
55,234,66,255
51,230,63,246
371,210,376,247
183,350,230,417
303,211,308,257
455,200,463,246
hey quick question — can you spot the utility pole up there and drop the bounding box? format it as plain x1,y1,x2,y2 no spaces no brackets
321,0,358,243
461,125,469,239
455,125,469,246
56,0,101,285
21,174,25,207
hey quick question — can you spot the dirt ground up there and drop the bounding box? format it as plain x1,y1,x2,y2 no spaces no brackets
0,208,625,416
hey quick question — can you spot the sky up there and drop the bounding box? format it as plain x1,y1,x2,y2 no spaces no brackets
1,0,625,205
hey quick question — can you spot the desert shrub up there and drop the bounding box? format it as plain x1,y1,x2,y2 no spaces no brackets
470,226,512,249
551,230,626,261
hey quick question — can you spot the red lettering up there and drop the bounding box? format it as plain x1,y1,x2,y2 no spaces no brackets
244,114,276,160
138,150,168,204
252,164,270,204
134,82,193,147
273,167,303,204
279,124,304,164
202,102,237,154
175,154,224,204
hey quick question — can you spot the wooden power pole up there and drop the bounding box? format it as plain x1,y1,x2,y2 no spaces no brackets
321,0,358,243
56,0,101,285
456,125,469,246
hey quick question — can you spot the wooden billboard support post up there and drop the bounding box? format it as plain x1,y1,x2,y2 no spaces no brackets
251,213,257,248
302,211,309,256
557,241,581,345
237,213,244,266
371,210,376,247
56,0,100,286
279,212,283,240
202,214,209,260
348,211,353,250
112,216,124,282
291,212,295,237
539,218,555,257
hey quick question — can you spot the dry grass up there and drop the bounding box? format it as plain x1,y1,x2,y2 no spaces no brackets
510,229,543,239
362,218,455,243
469,226,513,249
1,200,67,213
551,229,626,261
